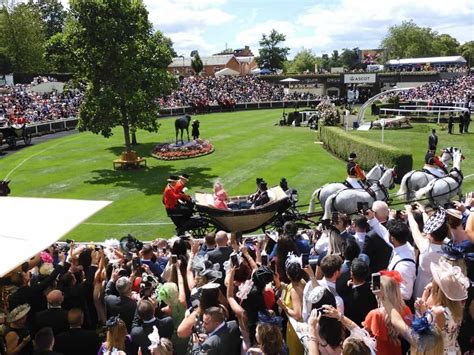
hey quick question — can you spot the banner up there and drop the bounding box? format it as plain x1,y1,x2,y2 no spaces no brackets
344,73,376,84
359,49,384,64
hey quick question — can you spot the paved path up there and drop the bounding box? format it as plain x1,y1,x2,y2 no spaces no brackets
0,130,78,159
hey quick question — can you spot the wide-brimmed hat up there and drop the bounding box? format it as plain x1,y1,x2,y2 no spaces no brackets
423,209,446,234
7,304,30,323
307,286,326,305
446,208,462,220
430,260,469,301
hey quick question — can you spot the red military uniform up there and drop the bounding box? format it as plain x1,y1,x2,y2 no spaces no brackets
163,184,186,209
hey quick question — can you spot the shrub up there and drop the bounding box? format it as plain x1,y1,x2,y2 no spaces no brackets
318,100,340,126
319,126,412,182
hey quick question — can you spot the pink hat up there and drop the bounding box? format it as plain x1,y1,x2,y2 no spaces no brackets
430,260,470,301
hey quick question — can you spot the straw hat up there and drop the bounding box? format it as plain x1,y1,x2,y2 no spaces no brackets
446,208,462,220
7,304,30,323
430,260,470,301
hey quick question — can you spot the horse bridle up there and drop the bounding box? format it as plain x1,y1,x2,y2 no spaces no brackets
367,165,386,185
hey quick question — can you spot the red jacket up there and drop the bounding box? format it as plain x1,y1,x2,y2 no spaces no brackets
163,184,187,209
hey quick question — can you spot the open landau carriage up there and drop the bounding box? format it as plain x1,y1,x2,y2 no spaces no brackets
175,186,321,236
0,123,32,148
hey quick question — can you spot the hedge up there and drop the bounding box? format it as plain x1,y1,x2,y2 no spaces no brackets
319,126,412,183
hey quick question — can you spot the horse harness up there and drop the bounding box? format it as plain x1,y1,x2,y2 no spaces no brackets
427,167,463,204
331,180,390,212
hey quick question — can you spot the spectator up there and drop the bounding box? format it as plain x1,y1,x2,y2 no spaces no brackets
4,304,33,355
207,231,233,272
35,290,69,337
98,317,133,355
33,327,61,355
336,239,360,298
140,245,164,277
344,259,377,327
247,323,286,355
54,308,101,355
104,276,137,333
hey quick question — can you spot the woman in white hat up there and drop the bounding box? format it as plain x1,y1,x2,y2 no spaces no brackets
4,304,32,355
380,260,470,354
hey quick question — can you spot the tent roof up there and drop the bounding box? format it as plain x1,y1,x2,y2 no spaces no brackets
214,67,240,76
0,197,111,277
386,56,467,65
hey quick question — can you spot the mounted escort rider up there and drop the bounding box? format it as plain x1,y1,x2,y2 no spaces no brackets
345,152,367,188
423,145,448,178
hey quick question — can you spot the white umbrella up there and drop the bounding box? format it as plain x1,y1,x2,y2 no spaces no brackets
280,77,300,88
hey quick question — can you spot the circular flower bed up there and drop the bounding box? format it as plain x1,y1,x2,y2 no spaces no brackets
151,139,214,160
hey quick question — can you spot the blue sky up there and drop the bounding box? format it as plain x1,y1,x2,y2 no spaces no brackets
64,0,474,58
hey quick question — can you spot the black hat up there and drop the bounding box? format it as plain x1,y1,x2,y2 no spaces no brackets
260,181,268,190
167,175,179,182
349,152,357,159
256,177,264,183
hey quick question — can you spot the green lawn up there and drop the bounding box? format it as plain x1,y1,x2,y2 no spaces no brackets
2,110,473,241
1,109,345,241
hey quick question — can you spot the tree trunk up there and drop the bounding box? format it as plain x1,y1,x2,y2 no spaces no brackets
121,106,132,153
131,127,137,145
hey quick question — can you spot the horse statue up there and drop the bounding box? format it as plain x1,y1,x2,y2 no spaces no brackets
414,149,465,207
396,147,458,202
0,180,11,196
308,163,387,213
322,168,396,220
175,114,191,145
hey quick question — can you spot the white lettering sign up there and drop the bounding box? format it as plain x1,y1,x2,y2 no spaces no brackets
344,73,376,84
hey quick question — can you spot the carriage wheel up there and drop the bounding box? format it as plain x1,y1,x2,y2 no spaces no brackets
178,216,216,238
6,136,16,148
23,133,32,145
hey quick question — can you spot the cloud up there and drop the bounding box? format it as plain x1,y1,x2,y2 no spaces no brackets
297,0,474,54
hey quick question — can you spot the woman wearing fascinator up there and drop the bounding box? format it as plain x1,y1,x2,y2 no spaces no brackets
99,316,133,355
378,260,470,355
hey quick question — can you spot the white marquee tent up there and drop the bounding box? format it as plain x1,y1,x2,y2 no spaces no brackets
0,197,111,277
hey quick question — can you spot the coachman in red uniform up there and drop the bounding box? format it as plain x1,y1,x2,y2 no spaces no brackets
163,175,192,231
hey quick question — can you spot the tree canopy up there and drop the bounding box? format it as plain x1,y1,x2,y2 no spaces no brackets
61,0,176,152
257,29,289,72
285,48,317,73
191,51,203,75
28,0,66,38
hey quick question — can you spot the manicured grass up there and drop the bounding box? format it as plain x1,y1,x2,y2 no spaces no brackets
3,110,473,242
1,109,346,241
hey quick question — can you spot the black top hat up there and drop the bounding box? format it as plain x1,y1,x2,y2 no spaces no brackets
349,152,357,159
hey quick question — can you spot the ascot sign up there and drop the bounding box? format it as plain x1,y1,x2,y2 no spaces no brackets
344,73,376,84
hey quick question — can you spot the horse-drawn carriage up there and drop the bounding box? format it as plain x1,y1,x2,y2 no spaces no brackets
0,123,32,148
173,186,321,237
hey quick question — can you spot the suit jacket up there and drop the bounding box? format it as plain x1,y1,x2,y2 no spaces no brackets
344,282,378,327
428,134,438,148
104,294,137,333
35,308,69,336
54,328,101,355
336,260,352,299
196,320,241,355
207,246,233,271
130,317,174,355
362,228,392,274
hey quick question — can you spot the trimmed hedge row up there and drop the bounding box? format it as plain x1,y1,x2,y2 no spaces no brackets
319,126,413,183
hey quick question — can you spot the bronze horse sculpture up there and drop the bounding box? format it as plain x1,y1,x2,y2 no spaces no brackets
0,180,11,196
175,114,191,145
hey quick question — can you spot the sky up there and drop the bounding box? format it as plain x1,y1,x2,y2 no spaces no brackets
64,0,474,59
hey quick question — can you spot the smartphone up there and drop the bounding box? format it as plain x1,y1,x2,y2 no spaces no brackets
132,257,141,269
371,272,381,291
270,260,276,272
231,254,239,267
357,202,369,213
171,254,178,264
261,254,268,266
301,253,309,267
162,248,167,255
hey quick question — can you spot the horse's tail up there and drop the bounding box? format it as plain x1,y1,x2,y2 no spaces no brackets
308,187,321,213
396,171,413,200
323,193,337,220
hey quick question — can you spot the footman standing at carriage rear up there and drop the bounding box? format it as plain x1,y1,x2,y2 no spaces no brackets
345,152,366,189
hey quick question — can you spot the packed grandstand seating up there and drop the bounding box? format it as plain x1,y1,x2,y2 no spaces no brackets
383,74,474,105
0,203,473,355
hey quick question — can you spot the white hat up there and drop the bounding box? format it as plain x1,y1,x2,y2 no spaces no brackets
430,260,469,301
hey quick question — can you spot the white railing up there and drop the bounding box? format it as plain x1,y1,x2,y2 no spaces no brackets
380,105,468,124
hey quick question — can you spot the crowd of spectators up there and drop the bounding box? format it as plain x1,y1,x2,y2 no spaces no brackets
384,74,474,105
0,83,83,125
159,76,322,108
0,193,473,354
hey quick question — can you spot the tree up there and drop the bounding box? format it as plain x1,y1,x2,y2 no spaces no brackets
163,35,177,57
459,41,474,67
381,20,438,59
257,29,289,71
330,50,340,67
286,48,316,73
432,34,459,56
63,0,176,153
0,48,12,73
216,47,233,55
339,48,360,70
191,51,203,75
320,54,330,71
0,1,48,72
45,30,74,72
28,0,66,38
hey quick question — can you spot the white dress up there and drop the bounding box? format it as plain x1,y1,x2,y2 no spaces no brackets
413,242,443,298
441,307,461,355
